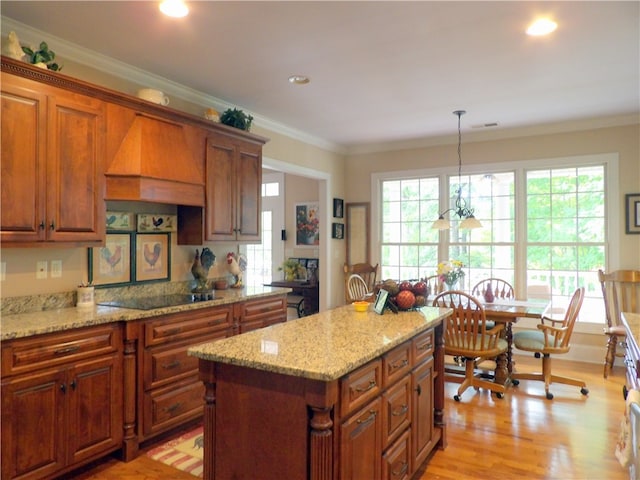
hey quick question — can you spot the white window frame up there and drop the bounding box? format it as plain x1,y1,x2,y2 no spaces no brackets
371,153,620,334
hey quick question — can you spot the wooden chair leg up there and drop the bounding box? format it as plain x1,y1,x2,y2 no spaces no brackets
603,333,617,379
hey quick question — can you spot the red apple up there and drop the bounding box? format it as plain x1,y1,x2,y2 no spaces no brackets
399,280,413,292
412,281,428,296
395,290,416,310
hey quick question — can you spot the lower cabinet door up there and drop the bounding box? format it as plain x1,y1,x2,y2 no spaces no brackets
412,358,434,469
1,368,67,480
340,397,382,480
382,428,411,480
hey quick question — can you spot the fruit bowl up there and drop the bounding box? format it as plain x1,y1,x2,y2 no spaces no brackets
352,301,369,312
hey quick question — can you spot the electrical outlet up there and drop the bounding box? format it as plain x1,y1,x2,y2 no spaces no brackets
0,262,5,281
51,260,62,278
36,261,48,279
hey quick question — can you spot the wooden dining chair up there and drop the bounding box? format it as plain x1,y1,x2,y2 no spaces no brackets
423,274,444,296
345,274,372,303
599,269,640,378
343,263,378,303
432,291,508,401
511,287,588,400
471,278,515,300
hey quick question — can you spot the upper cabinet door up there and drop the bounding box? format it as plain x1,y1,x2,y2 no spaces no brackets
1,75,48,243
235,142,261,242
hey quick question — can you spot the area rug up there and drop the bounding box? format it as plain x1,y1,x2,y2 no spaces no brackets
146,426,204,478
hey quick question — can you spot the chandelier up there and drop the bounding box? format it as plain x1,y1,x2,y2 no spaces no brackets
431,110,482,230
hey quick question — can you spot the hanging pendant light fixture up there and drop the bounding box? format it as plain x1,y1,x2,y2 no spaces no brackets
431,110,482,230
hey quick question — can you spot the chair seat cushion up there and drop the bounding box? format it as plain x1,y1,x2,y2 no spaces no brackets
513,329,569,354
446,336,508,358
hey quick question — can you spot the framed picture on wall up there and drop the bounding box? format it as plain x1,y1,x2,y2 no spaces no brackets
626,193,640,234
332,222,344,239
89,233,133,286
135,233,170,283
295,202,320,246
333,198,344,218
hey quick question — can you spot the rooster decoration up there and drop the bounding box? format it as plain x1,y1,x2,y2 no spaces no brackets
100,245,122,270
226,252,247,288
143,242,162,269
191,248,216,291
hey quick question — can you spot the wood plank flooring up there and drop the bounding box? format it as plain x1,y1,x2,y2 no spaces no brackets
68,356,628,480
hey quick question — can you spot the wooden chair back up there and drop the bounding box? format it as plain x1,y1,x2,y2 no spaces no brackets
539,287,585,354
344,263,378,302
346,274,370,303
432,290,505,357
471,278,514,300
598,269,640,329
422,274,444,296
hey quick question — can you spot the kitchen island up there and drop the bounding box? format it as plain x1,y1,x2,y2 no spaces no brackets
189,304,450,480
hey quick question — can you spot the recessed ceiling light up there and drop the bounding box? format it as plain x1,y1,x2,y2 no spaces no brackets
288,75,310,85
159,0,189,18
526,18,557,36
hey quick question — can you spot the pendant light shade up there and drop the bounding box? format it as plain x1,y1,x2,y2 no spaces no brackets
432,110,482,230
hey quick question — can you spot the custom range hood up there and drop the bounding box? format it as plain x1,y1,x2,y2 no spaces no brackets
105,113,205,206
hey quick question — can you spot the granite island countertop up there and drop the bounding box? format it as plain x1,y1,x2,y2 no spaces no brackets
1,286,290,341
622,312,640,341
188,304,451,381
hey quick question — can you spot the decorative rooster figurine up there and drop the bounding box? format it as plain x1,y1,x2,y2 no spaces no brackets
226,252,247,288
191,248,216,291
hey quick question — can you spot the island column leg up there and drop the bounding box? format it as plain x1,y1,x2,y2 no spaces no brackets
199,359,217,480
434,321,447,448
306,379,338,480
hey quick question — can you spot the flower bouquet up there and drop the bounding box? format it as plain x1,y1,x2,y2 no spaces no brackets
437,260,465,289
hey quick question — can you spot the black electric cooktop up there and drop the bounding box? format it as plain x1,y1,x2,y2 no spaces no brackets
97,293,213,311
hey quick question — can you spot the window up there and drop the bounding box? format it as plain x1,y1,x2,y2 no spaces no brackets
376,154,613,324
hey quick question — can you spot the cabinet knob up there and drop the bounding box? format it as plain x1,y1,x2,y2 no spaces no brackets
39,221,45,230
60,383,67,394
70,379,77,390
49,221,55,230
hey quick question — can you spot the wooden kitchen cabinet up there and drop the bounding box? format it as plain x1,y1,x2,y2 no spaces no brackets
1,325,122,480
178,132,263,244
1,71,105,246
235,294,288,334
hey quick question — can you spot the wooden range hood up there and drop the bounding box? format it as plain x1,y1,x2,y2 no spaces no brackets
105,114,205,206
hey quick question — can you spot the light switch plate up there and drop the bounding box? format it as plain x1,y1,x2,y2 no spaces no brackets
51,260,62,278
36,261,47,279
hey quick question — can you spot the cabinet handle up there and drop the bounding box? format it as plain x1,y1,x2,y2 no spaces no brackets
415,384,422,395
60,383,67,394
39,221,45,230
391,359,409,370
164,402,182,413
162,360,181,370
417,342,431,351
49,221,55,230
391,404,408,416
355,380,377,393
70,379,77,390
356,410,377,425
54,345,80,355
392,462,408,477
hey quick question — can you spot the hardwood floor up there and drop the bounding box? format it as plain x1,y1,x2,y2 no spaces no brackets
67,356,628,480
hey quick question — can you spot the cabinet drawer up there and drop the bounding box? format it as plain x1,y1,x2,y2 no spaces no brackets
144,306,232,347
412,329,434,365
382,428,411,480
144,330,230,389
382,375,411,448
2,324,120,376
383,342,411,388
341,359,381,416
239,296,287,326
143,379,204,436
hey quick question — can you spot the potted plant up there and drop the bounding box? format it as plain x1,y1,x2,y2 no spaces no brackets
220,108,253,131
22,41,62,71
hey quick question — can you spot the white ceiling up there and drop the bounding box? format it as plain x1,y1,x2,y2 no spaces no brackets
2,1,639,151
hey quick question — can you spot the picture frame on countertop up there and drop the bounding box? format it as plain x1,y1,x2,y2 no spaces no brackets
626,193,640,234
374,289,389,315
333,198,344,218
89,233,133,287
135,233,170,283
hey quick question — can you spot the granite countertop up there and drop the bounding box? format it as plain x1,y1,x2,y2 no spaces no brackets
1,286,290,341
622,312,640,341
188,305,451,381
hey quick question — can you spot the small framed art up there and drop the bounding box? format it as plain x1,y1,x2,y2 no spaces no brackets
332,222,344,239
333,198,344,218
374,289,389,315
626,193,640,234
89,233,133,286
135,233,170,282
